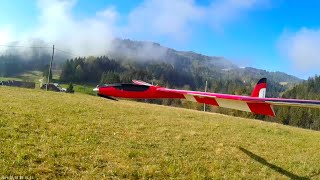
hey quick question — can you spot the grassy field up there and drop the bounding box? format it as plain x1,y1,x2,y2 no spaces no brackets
1,71,96,93
0,71,43,88
59,84,96,95
0,87,320,179
0,77,22,81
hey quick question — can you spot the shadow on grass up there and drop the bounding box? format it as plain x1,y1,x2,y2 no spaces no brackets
239,147,311,180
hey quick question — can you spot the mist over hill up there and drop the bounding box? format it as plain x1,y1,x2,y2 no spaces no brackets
0,38,301,88
107,38,301,84
108,38,237,69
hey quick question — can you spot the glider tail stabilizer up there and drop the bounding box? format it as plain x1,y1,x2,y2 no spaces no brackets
251,78,267,98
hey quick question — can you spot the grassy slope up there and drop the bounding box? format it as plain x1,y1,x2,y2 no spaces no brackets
1,71,96,94
0,71,43,88
59,84,96,95
0,87,320,179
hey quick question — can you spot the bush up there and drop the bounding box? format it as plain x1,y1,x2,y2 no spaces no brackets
66,83,74,93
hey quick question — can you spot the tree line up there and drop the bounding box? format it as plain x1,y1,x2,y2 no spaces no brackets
274,76,320,130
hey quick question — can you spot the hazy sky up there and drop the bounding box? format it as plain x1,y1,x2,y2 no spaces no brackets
1,0,320,79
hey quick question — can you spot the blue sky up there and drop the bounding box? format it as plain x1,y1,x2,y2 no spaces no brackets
1,0,320,79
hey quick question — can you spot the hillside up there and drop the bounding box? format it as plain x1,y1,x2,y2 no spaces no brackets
224,67,302,86
108,38,237,69
1,38,302,87
107,39,302,86
274,76,320,130
0,87,320,179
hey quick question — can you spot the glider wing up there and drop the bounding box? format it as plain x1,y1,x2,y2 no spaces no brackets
158,87,320,117
157,88,276,116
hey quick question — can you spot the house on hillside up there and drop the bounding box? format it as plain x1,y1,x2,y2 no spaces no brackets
0,80,35,89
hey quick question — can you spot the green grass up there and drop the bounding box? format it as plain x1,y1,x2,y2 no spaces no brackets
0,77,22,81
0,71,43,82
59,84,96,95
0,87,320,179
0,71,43,88
1,72,96,93
17,71,43,82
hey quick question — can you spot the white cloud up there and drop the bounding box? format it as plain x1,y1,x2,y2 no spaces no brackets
96,6,118,22
126,0,205,40
0,26,14,44
208,0,268,30
0,26,16,53
1,0,268,56
29,0,118,56
278,28,320,71
126,0,268,39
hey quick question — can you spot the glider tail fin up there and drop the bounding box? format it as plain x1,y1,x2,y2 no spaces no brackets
251,78,267,98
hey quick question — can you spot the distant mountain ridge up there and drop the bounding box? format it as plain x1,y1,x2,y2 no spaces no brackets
225,67,302,85
108,38,236,69
107,38,302,86
0,38,302,88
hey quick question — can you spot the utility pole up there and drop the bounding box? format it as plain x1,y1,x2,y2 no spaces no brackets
204,80,207,112
46,45,55,91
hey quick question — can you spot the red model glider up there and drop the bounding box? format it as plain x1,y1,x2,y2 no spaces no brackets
93,78,320,117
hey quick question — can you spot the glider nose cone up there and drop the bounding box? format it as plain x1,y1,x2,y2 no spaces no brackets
94,84,103,92
93,87,99,92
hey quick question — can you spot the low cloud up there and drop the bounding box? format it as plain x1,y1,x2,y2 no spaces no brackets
126,0,270,38
0,26,15,50
31,0,117,56
0,0,269,57
127,0,205,40
208,0,268,30
278,28,320,71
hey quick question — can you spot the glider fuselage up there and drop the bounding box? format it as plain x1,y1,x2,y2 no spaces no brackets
97,84,184,99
